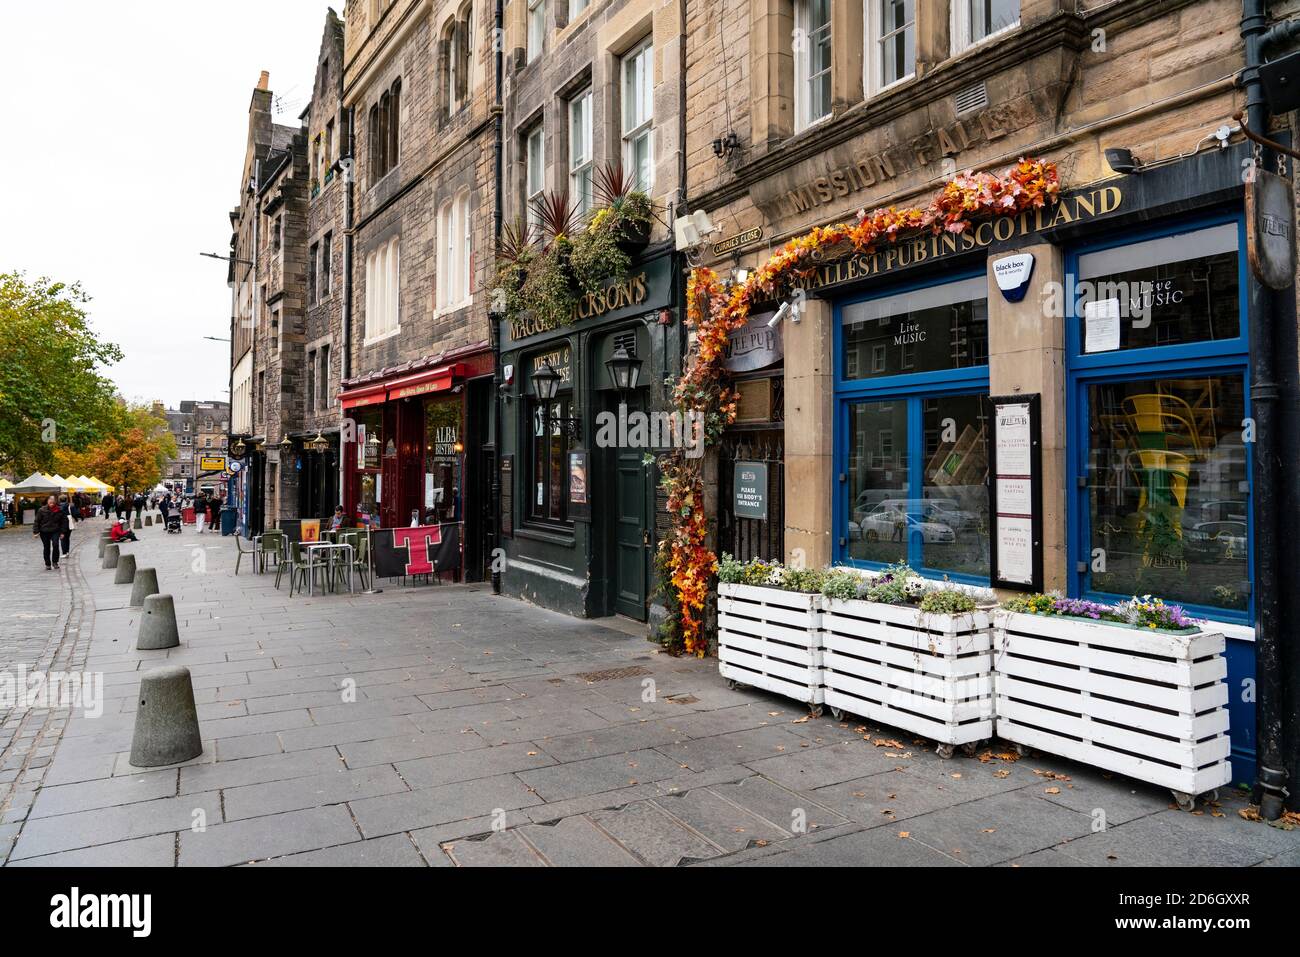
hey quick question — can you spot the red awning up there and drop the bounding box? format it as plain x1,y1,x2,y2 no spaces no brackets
384,363,464,401
339,384,387,409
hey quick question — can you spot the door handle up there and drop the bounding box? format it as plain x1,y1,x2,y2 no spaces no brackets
642,529,651,547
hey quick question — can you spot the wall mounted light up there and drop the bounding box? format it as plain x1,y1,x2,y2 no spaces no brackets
1104,147,1142,175
711,131,739,159
604,346,643,394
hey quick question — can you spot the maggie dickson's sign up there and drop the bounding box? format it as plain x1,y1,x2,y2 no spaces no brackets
791,185,1123,294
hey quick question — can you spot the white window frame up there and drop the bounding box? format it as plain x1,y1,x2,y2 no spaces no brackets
569,0,590,21
865,0,916,97
569,89,593,216
527,0,546,63
621,38,654,194
794,0,832,130
437,192,473,312
364,235,401,344
525,125,545,235
951,0,1020,56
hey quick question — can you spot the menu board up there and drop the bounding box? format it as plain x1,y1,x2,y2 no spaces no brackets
499,456,513,538
987,395,1042,592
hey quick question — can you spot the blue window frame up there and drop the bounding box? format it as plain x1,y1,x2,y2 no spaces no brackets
1065,213,1252,624
833,269,992,584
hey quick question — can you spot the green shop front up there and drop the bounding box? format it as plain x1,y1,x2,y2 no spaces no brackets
497,249,683,621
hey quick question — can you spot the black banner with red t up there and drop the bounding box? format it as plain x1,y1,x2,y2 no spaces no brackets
370,523,461,578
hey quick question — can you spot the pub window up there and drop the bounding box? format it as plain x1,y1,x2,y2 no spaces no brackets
952,0,1020,54
308,241,319,303
865,0,915,96
1070,217,1250,619
621,38,654,193
307,349,317,412
369,78,402,183
528,394,574,526
318,344,330,409
838,274,991,582
365,235,400,341
437,190,472,309
322,232,333,297
794,0,832,130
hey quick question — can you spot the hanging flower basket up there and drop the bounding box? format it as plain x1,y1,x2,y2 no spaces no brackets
993,609,1232,808
616,218,651,255
718,582,824,712
822,598,994,756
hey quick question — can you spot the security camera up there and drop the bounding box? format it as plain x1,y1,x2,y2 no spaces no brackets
767,301,792,329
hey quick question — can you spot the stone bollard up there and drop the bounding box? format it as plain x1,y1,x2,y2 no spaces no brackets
137,594,180,650
129,665,202,767
103,543,120,569
130,567,160,607
98,533,111,559
144,515,153,527
133,516,142,529
114,552,137,585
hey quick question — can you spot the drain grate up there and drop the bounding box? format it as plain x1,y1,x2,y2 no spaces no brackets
575,665,651,682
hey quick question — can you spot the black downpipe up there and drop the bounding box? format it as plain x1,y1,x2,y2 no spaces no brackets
1241,0,1290,820
489,0,505,595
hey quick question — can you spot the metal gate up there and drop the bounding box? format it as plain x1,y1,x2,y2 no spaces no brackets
717,431,784,562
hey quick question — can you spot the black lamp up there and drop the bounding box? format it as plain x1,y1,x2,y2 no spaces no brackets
532,361,561,402
604,346,643,393
231,438,247,458
279,435,293,455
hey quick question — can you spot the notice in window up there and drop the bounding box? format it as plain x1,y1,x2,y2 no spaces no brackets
991,398,1039,590
1084,298,1122,353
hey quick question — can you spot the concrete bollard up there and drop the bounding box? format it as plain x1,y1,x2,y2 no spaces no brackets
129,665,202,767
114,552,137,585
103,543,120,569
133,516,142,529
130,567,160,607
137,594,180,650
98,533,111,559
144,515,153,527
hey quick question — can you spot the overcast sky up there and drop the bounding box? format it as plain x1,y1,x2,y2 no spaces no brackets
0,1,334,409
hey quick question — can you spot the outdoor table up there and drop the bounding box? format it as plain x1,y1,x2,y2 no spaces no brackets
303,541,354,595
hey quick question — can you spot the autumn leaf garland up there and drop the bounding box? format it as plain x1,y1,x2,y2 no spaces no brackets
659,158,1061,657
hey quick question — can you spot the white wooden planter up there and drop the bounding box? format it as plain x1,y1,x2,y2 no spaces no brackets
993,611,1232,806
717,583,824,710
821,599,994,754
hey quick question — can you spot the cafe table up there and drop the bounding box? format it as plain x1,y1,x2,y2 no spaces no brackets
302,541,354,595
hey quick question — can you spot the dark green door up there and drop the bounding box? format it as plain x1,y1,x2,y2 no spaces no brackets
613,393,650,620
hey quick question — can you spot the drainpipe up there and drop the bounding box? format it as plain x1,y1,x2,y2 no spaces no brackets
489,0,505,595
341,104,355,511
1241,0,1290,820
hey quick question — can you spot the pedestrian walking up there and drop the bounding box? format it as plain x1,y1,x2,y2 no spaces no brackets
194,490,209,533
32,494,70,570
206,494,222,534
133,492,145,521
101,491,113,518
60,493,78,557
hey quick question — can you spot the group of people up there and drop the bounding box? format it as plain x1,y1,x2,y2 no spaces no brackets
28,486,226,569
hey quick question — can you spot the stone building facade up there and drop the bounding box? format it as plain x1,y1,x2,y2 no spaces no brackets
683,0,1300,789
337,0,499,580
161,400,230,492
493,0,689,619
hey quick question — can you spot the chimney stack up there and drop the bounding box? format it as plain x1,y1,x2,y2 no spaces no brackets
256,71,270,91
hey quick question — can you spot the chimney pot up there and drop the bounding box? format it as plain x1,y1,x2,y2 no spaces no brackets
257,71,270,91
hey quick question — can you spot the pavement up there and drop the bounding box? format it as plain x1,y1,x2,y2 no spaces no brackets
0,517,1297,867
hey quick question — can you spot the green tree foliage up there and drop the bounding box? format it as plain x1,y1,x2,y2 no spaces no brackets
0,273,122,476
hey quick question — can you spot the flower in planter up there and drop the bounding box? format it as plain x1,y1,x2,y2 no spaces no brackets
1115,595,1198,631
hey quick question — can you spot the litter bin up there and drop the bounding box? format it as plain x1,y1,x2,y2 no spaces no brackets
182,506,196,525
220,506,237,536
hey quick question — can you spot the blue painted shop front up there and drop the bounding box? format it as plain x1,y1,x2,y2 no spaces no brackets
824,188,1259,786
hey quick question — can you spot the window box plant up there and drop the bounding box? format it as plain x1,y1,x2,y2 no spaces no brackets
993,593,1231,808
716,556,825,713
818,565,995,756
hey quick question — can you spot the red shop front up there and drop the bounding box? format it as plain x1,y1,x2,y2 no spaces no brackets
339,350,495,580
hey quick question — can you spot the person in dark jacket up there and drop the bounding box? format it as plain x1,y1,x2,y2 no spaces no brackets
33,495,70,570
101,491,113,517
58,493,75,556
206,495,221,533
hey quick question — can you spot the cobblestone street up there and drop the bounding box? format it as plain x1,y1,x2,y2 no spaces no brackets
0,521,1295,867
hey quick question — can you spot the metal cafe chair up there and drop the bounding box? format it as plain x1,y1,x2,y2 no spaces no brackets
258,530,286,575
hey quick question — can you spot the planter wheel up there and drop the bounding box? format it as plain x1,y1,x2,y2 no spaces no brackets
807,703,824,718
724,678,749,692
1013,743,1030,758
936,743,956,760
1172,790,1197,813
829,706,849,722
960,742,980,757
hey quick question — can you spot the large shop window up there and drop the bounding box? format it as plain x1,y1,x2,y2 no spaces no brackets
528,395,574,526
354,408,384,518
425,399,462,524
838,274,991,582
1070,218,1250,620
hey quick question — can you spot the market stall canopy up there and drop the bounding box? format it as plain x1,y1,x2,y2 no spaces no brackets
8,472,63,496
0,479,13,491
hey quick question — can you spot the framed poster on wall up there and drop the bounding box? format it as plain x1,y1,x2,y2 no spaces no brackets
985,393,1043,593
568,449,590,522
499,455,513,537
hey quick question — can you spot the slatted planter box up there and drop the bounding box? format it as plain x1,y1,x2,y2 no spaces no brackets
993,611,1232,807
821,600,994,755
718,583,824,711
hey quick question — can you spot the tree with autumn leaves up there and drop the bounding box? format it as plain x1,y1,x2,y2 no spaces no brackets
0,272,122,477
